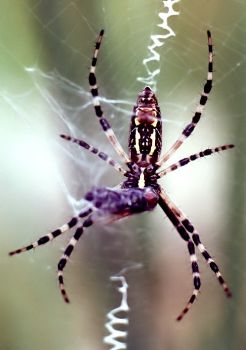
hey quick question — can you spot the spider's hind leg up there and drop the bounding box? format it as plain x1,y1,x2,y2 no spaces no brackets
157,30,213,165
88,30,130,164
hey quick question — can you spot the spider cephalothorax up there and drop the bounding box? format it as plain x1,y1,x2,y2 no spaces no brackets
10,30,234,321
123,162,160,191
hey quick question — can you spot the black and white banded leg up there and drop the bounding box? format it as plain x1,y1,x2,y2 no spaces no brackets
158,144,234,177
158,189,201,321
60,134,127,175
161,189,232,299
9,207,92,256
89,30,130,163
157,30,213,166
57,215,93,303
182,218,232,298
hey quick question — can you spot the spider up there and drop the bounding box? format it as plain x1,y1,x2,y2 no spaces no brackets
9,30,234,321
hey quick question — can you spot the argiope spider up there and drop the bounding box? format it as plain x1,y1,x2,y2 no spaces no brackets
9,30,234,321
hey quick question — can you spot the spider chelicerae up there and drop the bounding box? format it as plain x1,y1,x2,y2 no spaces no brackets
10,30,234,321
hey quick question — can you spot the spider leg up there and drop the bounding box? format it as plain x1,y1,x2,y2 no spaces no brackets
182,217,232,298
57,215,93,303
158,144,234,177
157,30,213,165
60,134,127,175
159,188,232,298
8,207,92,256
89,30,130,164
158,188,201,321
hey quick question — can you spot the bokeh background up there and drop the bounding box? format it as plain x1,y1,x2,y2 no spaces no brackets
1,1,245,349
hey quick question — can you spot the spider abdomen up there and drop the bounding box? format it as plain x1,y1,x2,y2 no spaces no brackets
129,86,162,164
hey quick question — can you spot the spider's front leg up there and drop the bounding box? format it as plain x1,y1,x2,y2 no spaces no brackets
159,188,231,321
57,215,93,302
9,206,94,303
158,189,201,321
162,189,232,297
9,207,92,256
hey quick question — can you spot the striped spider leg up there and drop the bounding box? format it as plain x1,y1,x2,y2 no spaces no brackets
158,144,235,177
158,189,232,321
89,30,130,164
158,190,201,321
60,134,127,176
9,207,92,257
9,30,234,320
9,207,93,302
157,30,213,166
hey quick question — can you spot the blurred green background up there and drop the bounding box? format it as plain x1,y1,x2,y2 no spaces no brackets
1,1,245,349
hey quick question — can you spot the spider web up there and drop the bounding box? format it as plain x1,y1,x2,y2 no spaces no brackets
1,1,246,350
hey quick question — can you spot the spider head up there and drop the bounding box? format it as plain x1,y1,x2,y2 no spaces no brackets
123,162,160,190
128,86,162,164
